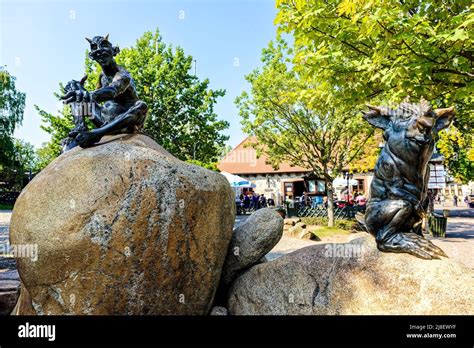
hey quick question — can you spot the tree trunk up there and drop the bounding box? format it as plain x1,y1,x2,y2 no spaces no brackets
326,179,335,227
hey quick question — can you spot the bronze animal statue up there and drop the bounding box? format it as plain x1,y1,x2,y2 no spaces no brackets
357,98,455,259
60,34,148,150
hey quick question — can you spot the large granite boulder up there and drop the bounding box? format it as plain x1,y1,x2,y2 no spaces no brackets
220,208,283,287
10,134,235,315
228,235,474,315
213,208,283,306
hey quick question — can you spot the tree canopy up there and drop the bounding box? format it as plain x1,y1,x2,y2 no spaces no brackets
275,0,473,182
37,29,229,168
236,38,373,226
13,139,38,174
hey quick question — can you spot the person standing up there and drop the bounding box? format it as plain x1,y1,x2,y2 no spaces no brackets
299,194,305,206
252,192,259,210
427,190,435,213
267,197,275,207
453,194,458,207
259,194,267,208
355,192,367,207
243,194,250,211
323,196,328,209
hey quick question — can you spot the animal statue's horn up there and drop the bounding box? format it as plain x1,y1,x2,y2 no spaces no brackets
366,105,382,114
104,33,109,41
434,106,455,118
85,37,93,44
79,75,88,86
417,116,434,128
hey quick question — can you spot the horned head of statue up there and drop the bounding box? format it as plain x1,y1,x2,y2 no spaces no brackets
362,97,455,147
85,34,120,64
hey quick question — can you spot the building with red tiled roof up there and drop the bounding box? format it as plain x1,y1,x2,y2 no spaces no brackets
218,137,309,175
218,137,325,204
218,137,379,205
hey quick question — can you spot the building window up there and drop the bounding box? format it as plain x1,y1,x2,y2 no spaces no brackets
307,180,325,194
356,179,364,193
317,180,326,193
308,180,316,193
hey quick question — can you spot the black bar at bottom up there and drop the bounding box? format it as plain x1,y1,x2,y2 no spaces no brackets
0,315,472,346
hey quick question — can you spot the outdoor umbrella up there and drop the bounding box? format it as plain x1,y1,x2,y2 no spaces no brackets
220,172,256,188
333,177,358,188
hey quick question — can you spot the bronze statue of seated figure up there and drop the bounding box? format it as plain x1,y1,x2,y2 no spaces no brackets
358,98,455,260
61,34,148,150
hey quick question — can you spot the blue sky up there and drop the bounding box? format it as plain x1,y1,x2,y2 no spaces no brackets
0,0,277,148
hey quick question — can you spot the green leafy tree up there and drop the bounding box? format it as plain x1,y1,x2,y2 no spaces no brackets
437,126,474,183
0,67,26,170
35,101,73,169
236,39,372,227
349,131,382,173
275,0,473,181
0,139,37,192
13,139,38,174
185,159,220,172
37,29,229,168
217,144,233,161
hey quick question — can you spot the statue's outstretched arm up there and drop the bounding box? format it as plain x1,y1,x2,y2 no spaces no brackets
91,74,130,103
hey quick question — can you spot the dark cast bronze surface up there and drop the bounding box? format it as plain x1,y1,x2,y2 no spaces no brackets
60,34,148,150
359,98,455,259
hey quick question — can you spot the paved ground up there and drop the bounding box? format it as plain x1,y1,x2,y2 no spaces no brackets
234,214,249,227
0,211,19,313
434,206,474,218
429,217,474,269
0,212,15,271
0,210,12,224
267,235,316,261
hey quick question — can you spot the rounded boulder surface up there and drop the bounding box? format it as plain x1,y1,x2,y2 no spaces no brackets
228,235,474,315
220,208,283,287
10,134,235,315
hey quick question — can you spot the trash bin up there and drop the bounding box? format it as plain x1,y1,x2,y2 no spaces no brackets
428,214,447,238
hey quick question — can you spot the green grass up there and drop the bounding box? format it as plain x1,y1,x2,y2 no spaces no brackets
0,203,14,210
299,216,359,240
300,217,358,231
308,226,352,239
